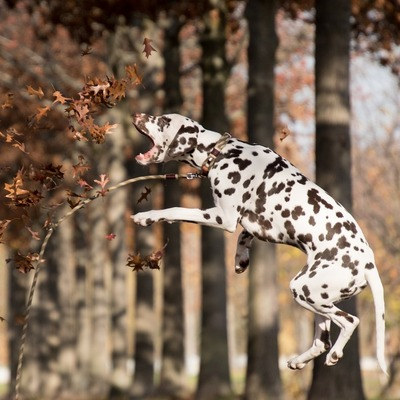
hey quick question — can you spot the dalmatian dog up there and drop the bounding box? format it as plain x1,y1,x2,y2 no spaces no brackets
131,112,387,373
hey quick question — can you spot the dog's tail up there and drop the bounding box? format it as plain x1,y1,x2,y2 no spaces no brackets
366,264,388,375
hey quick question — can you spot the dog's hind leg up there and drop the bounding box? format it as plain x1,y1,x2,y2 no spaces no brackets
287,314,332,370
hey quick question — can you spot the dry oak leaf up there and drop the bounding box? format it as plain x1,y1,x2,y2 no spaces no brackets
125,64,144,87
34,105,51,123
26,85,44,99
7,252,40,274
94,174,110,196
52,90,70,105
279,126,291,142
127,253,146,272
81,45,93,56
143,37,157,58
72,158,90,178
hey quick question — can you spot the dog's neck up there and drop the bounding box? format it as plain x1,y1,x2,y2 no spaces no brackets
182,130,230,173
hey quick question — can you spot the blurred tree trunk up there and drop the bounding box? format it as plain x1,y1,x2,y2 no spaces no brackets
308,1,365,399
244,2,282,399
74,213,93,392
56,217,78,396
196,3,232,400
106,112,130,398
157,12,188,398
130,166,156,399
88,199,112,397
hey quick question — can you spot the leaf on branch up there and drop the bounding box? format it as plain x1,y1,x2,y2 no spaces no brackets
30,163,64,189
26,226,41,241
1,93,14,109
7,252,40,274
137,186,151,204
72,157,90,178
143,37,157,58
4,170,43,208
26,85,44,99
0,220,11,244
94,174,110,196
77,178,93,191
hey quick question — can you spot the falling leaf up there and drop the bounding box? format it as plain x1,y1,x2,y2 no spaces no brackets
105,233,116,241
125,64,144,87
127,242,167,272
33,105,51,123
26,85,44,99
137,186,152,204
52,90,70,105
127,253,145,272
81,45,93,56
143,37,157,58
279,126,291,142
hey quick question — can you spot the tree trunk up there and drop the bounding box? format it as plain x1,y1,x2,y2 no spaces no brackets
89,199,112,397
308,1,365,399
157,12,188,398
130,161,156,399
107,113,130,398
196,4,232,400
244,1,282,399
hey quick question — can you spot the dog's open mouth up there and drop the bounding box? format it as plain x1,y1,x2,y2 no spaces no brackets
133,123,158,164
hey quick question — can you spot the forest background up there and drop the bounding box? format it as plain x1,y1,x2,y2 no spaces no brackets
0,0,400,399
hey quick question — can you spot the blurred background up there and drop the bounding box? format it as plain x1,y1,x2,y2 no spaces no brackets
0,0,399,399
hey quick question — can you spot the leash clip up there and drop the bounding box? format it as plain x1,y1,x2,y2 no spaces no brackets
186,173,203,180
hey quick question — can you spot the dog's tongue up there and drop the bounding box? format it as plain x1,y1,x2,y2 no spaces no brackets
135,146,158,164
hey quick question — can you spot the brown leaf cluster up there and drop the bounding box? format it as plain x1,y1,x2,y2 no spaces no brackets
126,244,167,272
6,252,40,274
4,169,44,208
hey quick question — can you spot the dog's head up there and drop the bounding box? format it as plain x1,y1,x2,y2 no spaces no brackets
132,113,202,165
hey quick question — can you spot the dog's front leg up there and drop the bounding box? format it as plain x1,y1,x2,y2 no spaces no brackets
235,230,255,273
131,207,238,232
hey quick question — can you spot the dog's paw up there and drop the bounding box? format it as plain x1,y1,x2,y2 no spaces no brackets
131,213,154,227
234,249,250,274
287,356,307,370
325,349,342,366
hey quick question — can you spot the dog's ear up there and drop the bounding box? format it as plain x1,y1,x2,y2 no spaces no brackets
167,125,198,158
